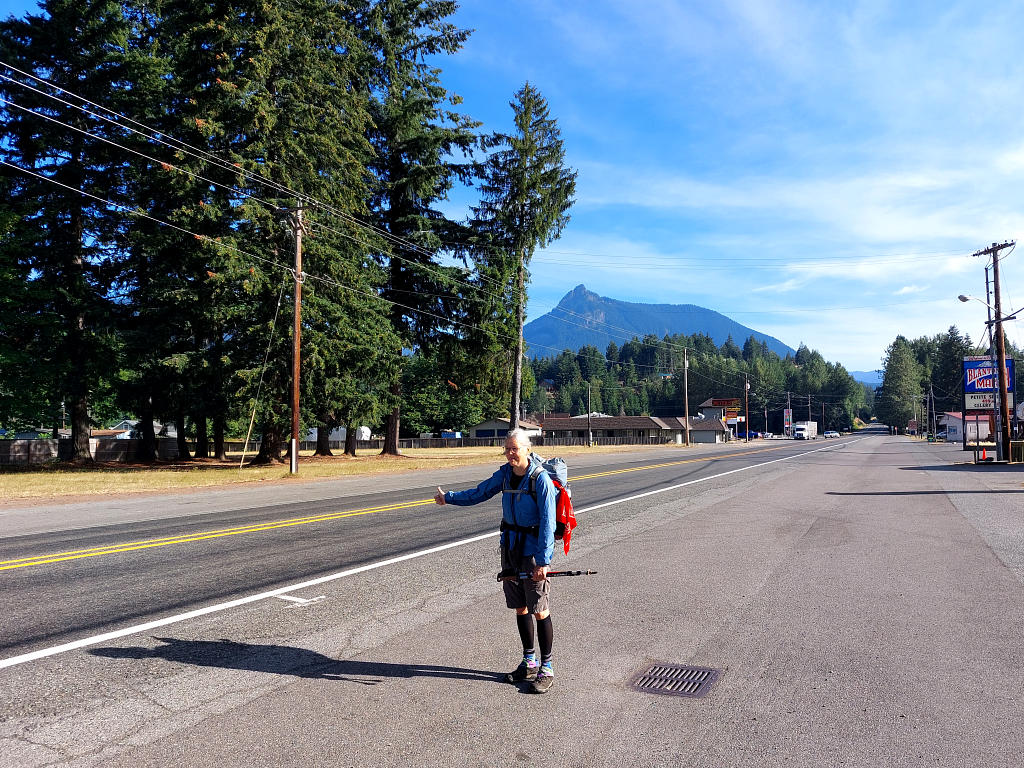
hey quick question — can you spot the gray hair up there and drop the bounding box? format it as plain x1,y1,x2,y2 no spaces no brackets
505,428,533,449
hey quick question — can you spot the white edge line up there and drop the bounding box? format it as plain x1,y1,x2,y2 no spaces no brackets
0,439,861,670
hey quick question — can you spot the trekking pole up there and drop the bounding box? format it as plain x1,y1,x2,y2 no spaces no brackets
497,570,598,582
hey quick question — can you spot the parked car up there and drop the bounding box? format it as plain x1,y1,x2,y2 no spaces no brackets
823,430,840,438
935,430,948,441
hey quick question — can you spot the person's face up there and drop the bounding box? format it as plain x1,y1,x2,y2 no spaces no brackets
503,437,530,473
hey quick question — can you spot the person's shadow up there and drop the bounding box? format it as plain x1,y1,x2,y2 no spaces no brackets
89,637,502,686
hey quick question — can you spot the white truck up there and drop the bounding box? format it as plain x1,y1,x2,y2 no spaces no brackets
793,421,818,440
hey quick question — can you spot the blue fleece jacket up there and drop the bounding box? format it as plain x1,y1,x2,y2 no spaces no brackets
444,455,557,566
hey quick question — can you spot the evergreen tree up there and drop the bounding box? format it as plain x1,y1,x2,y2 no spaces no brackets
721,335,742,360
0,0,156,460
932,326,972,413
473,82,576,430
353,0,479,455
877,336,922,429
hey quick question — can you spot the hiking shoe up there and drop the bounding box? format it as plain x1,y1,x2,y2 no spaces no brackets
530,665,554,694
505,659,539,684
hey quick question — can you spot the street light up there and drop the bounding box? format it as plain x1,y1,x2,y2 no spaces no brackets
958,294,1020,323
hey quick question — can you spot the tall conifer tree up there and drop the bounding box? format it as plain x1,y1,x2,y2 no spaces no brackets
0,0,158,459
472,83,576,428
354,0,478,453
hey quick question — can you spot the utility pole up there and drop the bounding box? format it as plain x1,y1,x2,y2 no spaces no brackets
587,382,593,447
821,401,825,433
786,391,792,437
807,394,811,422
971,241,1014,460
683,348,691,446
986,266,996,451
743,373,750,442
932,385,937,437
289,208,306,475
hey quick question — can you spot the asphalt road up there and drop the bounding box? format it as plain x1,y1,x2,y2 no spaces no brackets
1,430,1022,768
0,437,827,657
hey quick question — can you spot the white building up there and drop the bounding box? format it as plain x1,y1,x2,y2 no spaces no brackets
306,425,371,442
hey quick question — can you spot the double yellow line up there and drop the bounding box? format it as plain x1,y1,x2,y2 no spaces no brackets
2,444,787,572
0,498,426,571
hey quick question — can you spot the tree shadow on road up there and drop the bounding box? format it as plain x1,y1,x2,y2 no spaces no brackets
897,463,1024,474
828,489,1024,496
88,636,502,685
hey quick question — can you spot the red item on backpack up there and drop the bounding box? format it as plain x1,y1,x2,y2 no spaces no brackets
551,478,576,555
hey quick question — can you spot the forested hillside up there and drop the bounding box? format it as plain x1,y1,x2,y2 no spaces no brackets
401,333,869,436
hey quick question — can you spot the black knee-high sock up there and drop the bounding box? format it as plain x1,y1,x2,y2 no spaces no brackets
516,613,535,657
536,615,553,664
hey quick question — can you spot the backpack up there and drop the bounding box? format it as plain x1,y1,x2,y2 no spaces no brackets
527,455,577,555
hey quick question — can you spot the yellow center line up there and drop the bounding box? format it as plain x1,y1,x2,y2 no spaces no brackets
2,443,791,571
0,499,428,570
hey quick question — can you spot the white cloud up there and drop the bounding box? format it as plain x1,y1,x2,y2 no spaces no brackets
895,285,928,295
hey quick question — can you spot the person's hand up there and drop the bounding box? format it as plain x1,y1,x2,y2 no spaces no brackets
532,564,548,582
434,487,446,505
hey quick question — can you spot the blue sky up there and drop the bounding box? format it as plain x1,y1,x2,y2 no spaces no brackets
4,0,1023,372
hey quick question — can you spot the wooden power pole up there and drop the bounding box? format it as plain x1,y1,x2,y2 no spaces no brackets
289,208,306,475
683,348,691,446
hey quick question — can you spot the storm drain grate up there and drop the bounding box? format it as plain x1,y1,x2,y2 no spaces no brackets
631,664,720,698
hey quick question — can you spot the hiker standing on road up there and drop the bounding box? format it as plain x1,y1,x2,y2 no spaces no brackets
434,428,558,693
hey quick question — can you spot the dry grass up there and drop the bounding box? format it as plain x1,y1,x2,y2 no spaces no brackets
0,443,682,505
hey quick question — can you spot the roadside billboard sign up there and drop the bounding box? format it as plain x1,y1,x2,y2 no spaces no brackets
965,392,1015,411
963,356,1015,413
711,398,740,408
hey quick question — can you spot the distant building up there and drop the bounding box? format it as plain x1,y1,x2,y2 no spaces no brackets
467,419,542,440
697,397,741,422
542,415,727,444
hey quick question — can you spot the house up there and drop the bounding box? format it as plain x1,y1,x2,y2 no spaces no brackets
541,415,728,444
656,416,729,444
467,418,542,440
695,417,729,443
938,411,988,443
543,415,661,442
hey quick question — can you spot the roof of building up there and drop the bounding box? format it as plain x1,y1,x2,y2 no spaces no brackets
689,418,728,431
542,415,727,432
543,416,661,430
472,418,541,430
